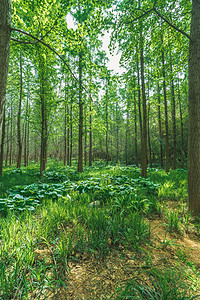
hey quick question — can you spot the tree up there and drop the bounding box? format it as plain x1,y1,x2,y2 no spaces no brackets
188,0,200,215
0,0,11,143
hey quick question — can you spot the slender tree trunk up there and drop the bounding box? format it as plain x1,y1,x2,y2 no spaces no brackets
84,106,87,166
17,50,23,168
161,46,170,173
125,99,130,166
9,102,13,166
105,77,109,165
24,119,27,166
5,112,9,166
178,78,184,168
140,31,147,177
188,0,200,215
24,97,29,167
0,111,5,176
70,99,73,166
67,103,70,165
170,58,176,170
64,101,67,166
0,0,11,146
116,102,119,162
78,49,83,172
134,89,138,166
157,80,163,168
147,104,152,168
40,76,48,177
137,55,143,141
63,74,67,166
89,96,92,166
27,110,29,166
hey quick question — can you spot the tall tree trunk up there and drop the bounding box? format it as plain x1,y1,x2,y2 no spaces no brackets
89,96,92,167
67,103,70,165
137,55,143,141
0,111,5,176
134,89,138,166
161,46,170,173
27,109,29,166
170,57,176,170
78,49,83,172
147,72,152,168
84,106,87,166
125,99,130,166
5,112,10,166
178,78,184,168
40,76,48,177
9,101,13,166
188,0,200,215
116,102,119,162
157,79,163,168
63,75,67,166
64,101,67,166
70,99,73,166
24,96,29,167
17,50,23,168
105,77,109,165
140,31,147,177
147,104,152,168
0,0,11,147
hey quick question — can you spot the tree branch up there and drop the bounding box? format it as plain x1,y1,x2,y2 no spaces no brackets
153,7,191,40
125,8,154,25
123,2,191,41
10,9,64,45
11,27,90,96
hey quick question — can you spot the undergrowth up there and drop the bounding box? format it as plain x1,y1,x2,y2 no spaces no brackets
0,161,199,299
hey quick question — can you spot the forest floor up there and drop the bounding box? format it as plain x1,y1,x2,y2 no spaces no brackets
0,161,200,299
36,211,200,299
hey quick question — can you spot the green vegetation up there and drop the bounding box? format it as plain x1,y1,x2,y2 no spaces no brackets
0,162,199,299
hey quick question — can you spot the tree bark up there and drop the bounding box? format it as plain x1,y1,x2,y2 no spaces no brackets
140,32,147,177
134,89,138,166
137,55,143,140
161,46,170,173
63,76,67,166
17,51,23,168
70,98,73,166
170,57,176,170
78,50,83,172
105,76,109,165
178,78,184,168
157,80,163,168
0,111,5,176
9,101,13,166
89,96,92,166
84,106,87,166
188,0,200,215
5,112,10,166
0,0,11,148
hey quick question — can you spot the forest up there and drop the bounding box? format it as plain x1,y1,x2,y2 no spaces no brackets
0,0,200,298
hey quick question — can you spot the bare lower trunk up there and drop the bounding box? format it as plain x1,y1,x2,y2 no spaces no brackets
188,0,200,215
17,50,23,168
157,80,163,168
0,0,11,147
134,89,138,166
162,47,169,173
170,58,176,170
78,50,83,172
89,96,92,167
140,32,147,177
0,112,5,176
178,78,184,168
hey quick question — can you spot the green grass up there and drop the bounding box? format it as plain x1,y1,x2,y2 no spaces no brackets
0,161,199,298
